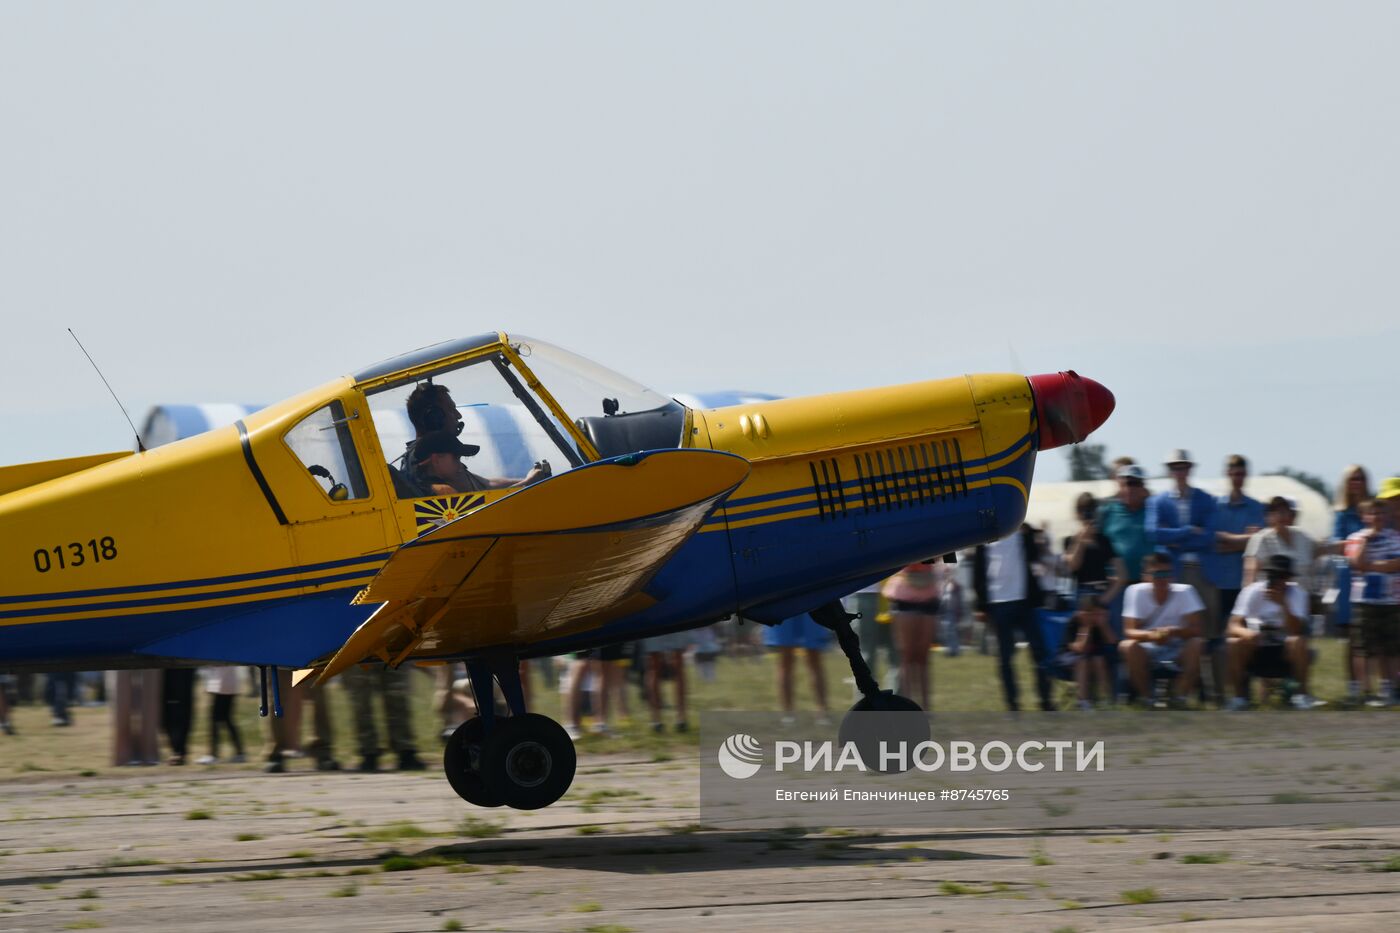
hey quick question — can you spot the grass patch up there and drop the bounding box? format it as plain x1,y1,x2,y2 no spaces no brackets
1121,887,1159,904
441,922,464,932
360,821,436,843
234,833,263,842
574,901,603,912
583,788,641,804
379,852,467,873
184,809,214,821
940,881,976,895
576,825,605,836
329,883,359,897
456,816,504,838
287,851,314,860
583,926,635,933
1181,852,1230,864
63,922,103,930
381,855,430,872
99,856,162,869
1375,856,1400,872
72,889,100,900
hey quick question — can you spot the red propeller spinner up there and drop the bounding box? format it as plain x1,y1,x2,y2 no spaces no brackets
1027,371,1115,451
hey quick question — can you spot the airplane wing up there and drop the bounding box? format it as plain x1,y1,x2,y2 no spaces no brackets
314,449,749,682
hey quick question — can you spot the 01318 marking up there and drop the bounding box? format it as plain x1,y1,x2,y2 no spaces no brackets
33,537,118,573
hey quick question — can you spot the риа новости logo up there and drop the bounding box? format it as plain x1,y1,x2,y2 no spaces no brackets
717,733,764,779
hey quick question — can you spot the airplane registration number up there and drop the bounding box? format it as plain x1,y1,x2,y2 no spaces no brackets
33,537,118,574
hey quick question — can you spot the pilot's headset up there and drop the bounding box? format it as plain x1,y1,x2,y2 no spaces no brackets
417,381,452,433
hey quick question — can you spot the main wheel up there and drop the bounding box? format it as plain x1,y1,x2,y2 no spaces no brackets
838,691,928,773
443,717,503,808
480,713,577,810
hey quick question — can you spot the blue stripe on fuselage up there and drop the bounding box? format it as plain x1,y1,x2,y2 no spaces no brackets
0,568,380,622
0,553,390,607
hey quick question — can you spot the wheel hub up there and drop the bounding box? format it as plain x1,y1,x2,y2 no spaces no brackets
504,741,552,788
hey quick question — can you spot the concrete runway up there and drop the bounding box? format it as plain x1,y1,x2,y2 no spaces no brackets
2,753,1399,932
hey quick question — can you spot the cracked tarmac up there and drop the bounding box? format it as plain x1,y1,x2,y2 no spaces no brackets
3,753,1400,932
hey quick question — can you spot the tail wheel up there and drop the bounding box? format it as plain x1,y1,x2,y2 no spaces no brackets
480,713,577,810
443,717,503,808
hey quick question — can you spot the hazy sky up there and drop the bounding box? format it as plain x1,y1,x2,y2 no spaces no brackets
2,2,1396,488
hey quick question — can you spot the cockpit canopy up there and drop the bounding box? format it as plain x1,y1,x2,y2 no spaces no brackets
352,333,687,496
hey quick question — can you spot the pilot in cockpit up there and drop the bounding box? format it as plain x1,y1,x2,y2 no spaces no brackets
405,383,550,494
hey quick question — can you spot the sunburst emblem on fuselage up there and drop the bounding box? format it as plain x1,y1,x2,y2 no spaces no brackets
413,494,486,536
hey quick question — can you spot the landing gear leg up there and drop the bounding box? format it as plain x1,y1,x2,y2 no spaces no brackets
810,601,920,711
810,600,927,770
441,655,576,811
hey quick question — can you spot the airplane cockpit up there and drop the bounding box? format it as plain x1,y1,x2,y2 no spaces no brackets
352,333,688,514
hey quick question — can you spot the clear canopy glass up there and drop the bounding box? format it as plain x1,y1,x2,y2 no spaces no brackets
507,336,676,420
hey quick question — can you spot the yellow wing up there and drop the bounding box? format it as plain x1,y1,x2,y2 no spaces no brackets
315,449,749,682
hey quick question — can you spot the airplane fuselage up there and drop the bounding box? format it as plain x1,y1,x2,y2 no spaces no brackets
0,335,1107,673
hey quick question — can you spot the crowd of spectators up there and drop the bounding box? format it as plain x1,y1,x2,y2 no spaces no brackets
998,453,1400,712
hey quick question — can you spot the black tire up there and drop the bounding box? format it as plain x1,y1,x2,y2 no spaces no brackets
480,713,577,811
848,691,923,714
443,717,503,808
838,691,928,773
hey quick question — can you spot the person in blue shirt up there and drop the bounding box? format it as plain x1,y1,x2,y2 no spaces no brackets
1207,454,1267,616
1203,454,1265,705
1146,449,1219,698
1332,465,1372,701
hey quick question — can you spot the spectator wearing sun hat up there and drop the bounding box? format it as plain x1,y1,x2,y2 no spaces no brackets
1244,496,1319,595
1146,450,1220,643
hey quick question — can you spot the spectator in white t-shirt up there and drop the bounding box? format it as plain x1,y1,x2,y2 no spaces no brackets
1226,554,1319,710
1120,550,1204,707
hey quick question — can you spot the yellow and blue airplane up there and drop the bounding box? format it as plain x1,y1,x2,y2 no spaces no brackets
0,333,1112,809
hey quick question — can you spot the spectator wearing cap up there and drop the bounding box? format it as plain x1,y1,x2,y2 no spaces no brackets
1226,554,1319,709
1244,497,1318,595
1382,477,1400,522
1146,450,1220,647
1120,550,1204,707
1344,492,1400,706
1203,454,1266,703
1100,465,1152,599
973,524,1054,712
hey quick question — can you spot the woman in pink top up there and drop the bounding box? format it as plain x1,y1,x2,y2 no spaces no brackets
882,561,945,709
